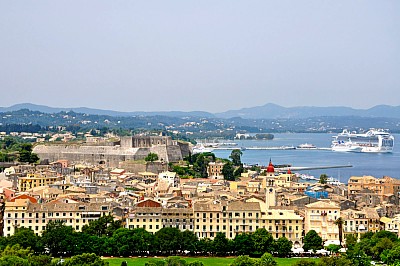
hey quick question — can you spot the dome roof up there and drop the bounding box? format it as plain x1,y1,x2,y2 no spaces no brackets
266,159,275,173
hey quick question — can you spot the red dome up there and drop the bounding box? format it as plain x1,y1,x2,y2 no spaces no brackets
287,169,292,174
266,159,275,173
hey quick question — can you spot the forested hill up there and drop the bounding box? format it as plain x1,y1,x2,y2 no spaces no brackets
2,103,400,119
1,109,400,135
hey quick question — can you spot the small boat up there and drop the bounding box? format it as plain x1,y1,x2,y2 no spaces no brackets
326,177,343,186
296,143,317,149
299,174,317,180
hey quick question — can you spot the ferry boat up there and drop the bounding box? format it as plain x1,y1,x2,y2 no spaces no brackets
192,144,214,154
296,143,317,149
331,129,394,153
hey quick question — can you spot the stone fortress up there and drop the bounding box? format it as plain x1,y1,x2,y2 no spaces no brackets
33,135,190,167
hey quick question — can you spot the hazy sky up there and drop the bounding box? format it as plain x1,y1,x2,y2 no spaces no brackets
0,1,399,112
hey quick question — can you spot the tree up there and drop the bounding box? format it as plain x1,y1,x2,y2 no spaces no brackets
7,227,43,253
346,245,371,266
230,149,243,166
145,152,159,162
41,220,75,256
110,228,135,256
192,153,215,178
230,255,256,266
181,230,198,255
334,217,344,247
252,228,274,255
345,234,358,249
371,237,394,260
379,240,399,264
82,215,123,237
319,174,328,184
63,253,109,266
164,256,187,266
303,230,322,252
213,232,229,256
17,143,39,164
326,244,340,254
196,238,213,255
318,256,352,266
233,233,254,255
274,237,292,257
234,165,244,178
154,227,182,255
222,162,235,181
258,252,277,266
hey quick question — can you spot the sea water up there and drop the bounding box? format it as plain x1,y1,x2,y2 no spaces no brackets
212,133,400,183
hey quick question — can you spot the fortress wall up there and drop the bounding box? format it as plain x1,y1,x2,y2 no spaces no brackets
165,146,184,162
33,143,185,168
177,142,190,158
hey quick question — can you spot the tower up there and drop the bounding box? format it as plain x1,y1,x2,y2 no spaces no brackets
265,159,276,208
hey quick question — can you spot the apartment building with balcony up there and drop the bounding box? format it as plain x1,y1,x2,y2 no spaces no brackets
342,209,368,236
260,209,303,246
193,200,226,239
304,200,340,242
3,198,111,236
126,207,162,233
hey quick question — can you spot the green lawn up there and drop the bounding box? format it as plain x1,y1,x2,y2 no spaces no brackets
104,257,319,266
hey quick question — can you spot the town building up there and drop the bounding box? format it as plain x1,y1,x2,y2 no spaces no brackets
18,174,60,192
304,200,340,242
3,198,112,236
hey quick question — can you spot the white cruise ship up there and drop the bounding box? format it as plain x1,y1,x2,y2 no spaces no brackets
331,129,394,153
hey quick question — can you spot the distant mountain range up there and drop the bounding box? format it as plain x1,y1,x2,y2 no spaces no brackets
1,103,400,119
215,103,400,119
0,103,214,118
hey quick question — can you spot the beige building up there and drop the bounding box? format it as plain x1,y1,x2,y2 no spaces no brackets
207,162,225,179
4,199,112,236
348,175,400,201
381,215,400,236
342,209,368,236
304,200,340,241
126,198,303,245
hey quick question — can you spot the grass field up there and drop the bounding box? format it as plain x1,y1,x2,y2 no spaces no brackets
104,257,319,266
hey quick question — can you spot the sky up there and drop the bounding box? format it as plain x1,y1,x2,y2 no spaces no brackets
0,1,399,113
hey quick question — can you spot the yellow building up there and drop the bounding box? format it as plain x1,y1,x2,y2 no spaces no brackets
126,207,162,233
227,201,261,238
260,209,303,246
4,199,112,236
18,174,60,192
304,200,340,241
193,200,226,239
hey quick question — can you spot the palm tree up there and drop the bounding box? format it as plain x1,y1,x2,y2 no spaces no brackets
334,217,344,247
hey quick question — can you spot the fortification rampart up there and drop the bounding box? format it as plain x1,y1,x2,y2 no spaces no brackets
33,141,188,168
